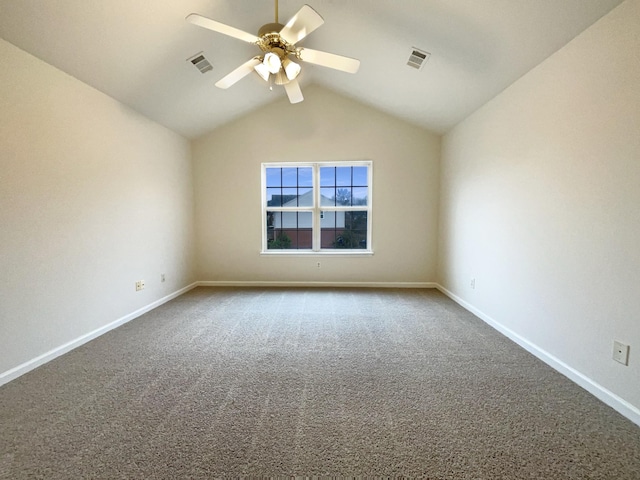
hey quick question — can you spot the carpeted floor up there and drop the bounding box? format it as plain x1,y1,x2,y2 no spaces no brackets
1,287,639,478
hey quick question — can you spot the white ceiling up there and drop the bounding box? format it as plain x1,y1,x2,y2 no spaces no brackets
0,0,624,139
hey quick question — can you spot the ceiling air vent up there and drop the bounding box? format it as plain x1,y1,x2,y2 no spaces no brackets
407,47,430,70
188,52,213,74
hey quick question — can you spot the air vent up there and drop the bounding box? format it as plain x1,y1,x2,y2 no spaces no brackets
188,52,213,74
407,47,430,70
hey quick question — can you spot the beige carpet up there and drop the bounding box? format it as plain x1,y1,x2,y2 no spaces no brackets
1,287,639,478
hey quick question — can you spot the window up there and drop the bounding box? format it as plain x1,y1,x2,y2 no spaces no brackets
262,162,372,253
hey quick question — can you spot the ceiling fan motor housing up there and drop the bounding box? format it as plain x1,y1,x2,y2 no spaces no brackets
256,28,297,62
257,22,284,37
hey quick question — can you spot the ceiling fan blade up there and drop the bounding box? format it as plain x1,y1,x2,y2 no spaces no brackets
284,78,304,104
298,47,360,74
186,13,259,44
279,5,324,45
215,57,262,89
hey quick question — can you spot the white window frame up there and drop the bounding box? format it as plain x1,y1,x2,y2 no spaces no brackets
261,161,373,255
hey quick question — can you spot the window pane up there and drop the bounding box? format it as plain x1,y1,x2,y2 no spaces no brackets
267,211,312,249
352,187,368,206
266,211,279,246
320,187,335,206
266,168,281,187
321,211,368,249
267,187,282,206
336,166,351,186
282,188,297,206
298,187,313,207
353,166,368,186
320,167,335,187
298,167,313,187
346,211,368,230
321,228,337,248
335,187,352,206
320,210,337,228
294,212,313,248
282,168,298,186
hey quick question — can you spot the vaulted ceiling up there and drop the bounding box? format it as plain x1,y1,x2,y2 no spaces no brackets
0,0,624,139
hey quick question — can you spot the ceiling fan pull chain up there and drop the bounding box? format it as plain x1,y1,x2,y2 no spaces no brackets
275,0,279,23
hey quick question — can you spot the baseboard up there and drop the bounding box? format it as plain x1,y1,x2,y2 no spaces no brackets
0,282,199,387
197,280,438,289
435,284,640,428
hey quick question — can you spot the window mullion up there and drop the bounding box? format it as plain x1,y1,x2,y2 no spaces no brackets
367,162,373,251
313,163,320,251
261,165,267,251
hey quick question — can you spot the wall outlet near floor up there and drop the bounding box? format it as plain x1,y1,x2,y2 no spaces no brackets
161,273,165,283
470,278,476,289
135,280,145,291
613,341,630,365
316,262,321,269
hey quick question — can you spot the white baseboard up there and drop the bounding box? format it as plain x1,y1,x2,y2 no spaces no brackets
197,280,438,289
435,284,640,428
0,282,199,387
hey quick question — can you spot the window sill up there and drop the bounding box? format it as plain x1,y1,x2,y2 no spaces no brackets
260,250,374,256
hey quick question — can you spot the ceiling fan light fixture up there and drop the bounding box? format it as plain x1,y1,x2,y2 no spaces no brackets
264,52,282,74
274,69,290,85
283,57,301,80
254,62,270,81
188,1,360,105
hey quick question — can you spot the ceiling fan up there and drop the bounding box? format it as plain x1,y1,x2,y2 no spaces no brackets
186,0,360,104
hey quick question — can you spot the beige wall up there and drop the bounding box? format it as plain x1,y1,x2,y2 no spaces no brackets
192,85,440,285
439,0,640,419
0,39,196,377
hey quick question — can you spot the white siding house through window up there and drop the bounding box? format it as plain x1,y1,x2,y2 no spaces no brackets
274,191,345,229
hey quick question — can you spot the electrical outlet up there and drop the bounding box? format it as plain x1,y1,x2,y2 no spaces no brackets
470,278,476,289
140,280,145,290
135,281,142,291
613,341,630,365
161,274,165,283
316,262,321,269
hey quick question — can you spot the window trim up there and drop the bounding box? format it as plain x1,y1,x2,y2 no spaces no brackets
261,161,373,254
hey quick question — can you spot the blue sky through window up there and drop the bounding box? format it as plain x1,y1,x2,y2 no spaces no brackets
267,166,368,205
